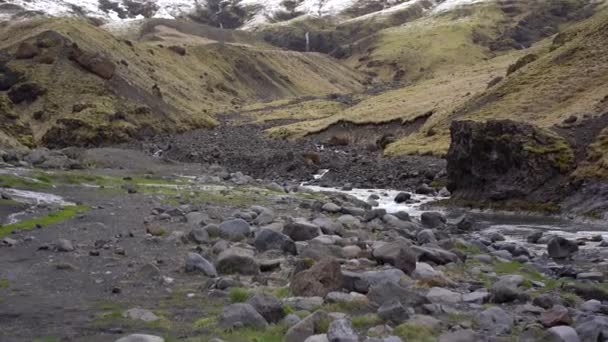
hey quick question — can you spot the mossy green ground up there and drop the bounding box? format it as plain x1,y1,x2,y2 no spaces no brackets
0,205,88,238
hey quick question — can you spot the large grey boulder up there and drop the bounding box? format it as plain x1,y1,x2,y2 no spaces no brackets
547,237,578,259
285,310,329,342
185,252,217,277
284,221,321,241
216,247,259,275
372,241,416,275
420,212,446,228
476,306,513,335
218,303,268,330
247,292,285,323
543,326,580,342
219,219,251,241
327,318,358,342
254,228,297,255
367,281,427,307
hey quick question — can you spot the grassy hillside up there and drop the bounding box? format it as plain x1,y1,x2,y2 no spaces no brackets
257,0,606,159
0,18,363,148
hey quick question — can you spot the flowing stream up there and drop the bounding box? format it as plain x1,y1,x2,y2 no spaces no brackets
303,169,608,251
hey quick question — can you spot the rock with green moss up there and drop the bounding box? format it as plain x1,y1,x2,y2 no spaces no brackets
447,119,574,203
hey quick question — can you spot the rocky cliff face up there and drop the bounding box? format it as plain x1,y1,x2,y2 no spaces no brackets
446,119,575,204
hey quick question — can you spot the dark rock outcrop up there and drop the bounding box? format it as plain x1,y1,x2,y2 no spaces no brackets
447,120,574,202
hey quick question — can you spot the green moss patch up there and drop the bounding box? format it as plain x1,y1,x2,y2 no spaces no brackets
0,205,89,238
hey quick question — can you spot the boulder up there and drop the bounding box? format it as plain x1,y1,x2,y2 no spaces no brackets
247,292,285,323
284,221,321,241
219,219,251,241
218,303,268,330
575,316,608,341
185,252,217,277
543,326,580,342
377,300,409,323
254,228,297,255
291,258,343,297
420,212,446,228
446,119,574,201
394,192,411,204
372,241,416,275
426,287,462,304
548,237,578,259
476,306,513,335
367,281,427,307
322,203,342,213
541,305,572,327
15,42,40,59
68,45,116,79
327,318,358,342
7,82,46,104
216,247,259,275
189,228,209,244
285,310,329,342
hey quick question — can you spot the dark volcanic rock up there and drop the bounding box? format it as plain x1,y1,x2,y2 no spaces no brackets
547,237,579,259
8,82,46,104
447,120,574,202
68,44,116,79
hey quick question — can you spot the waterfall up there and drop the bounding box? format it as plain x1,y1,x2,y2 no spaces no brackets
305,31,310,52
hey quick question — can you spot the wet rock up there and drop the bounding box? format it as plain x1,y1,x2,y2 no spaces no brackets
247,292,285,323
416,184,435,195
327,318,358,342
527,231,543,243
372,241,416,275
254,229,297,255
548,237,579,259
189,227,209,244
543,326,580,342
377,300,409,323
541,305,572,327
54,239,74,252
284,221,321,241
291,258,342,297
123,308,160,322
420,212,446,228
219,219,251,241
285,310,329,342
216,247,259,275
115,334,164,342
185,252,217,277
218,303,268,330
477,306,513,335
455,215,474,231
394,192,411,204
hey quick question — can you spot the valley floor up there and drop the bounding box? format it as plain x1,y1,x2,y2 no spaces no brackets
0,144,607,342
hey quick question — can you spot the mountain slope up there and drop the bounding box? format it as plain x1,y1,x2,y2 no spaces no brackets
0,18,363,148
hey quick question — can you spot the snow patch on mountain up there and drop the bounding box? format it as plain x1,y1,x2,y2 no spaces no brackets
7,0,492,27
